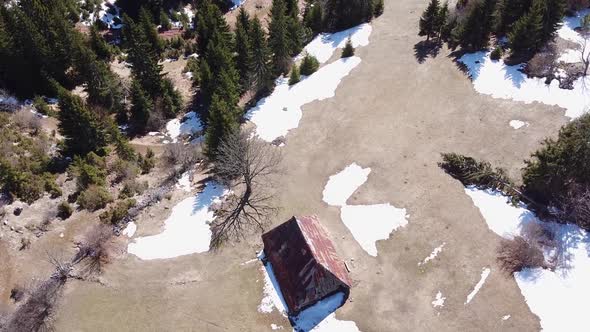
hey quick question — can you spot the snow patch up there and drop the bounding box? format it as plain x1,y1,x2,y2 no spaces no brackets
459,51,590,119
502,315,511,321
340,204,408,257
258,253,287,315
322,163,371,207
419,243,446,266
432,291,446,308
465,267,491,305
322,163,409,256
271,324,283,330
465,188,590,331
166,111,203,143
175,172,192,192
509,120,529,129
127,182,227,260
246,57,361,142
122,222,137,237
299,23,372,64
230,0,246,10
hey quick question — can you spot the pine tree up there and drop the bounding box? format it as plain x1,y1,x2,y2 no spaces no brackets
138,7,164,55
90,25,113,61
303,0,323,34
205,94,239,157
57,87,106,156
235,11,253,91
508,0,543,56
249,16,274,94
456,0,495,50
195,0,232,56
373,0,384,17
341,37,355,57
539,0,566,45
419,0,439,41
269,0,292,75
493,0,532,36
287,15,305,56
435,2,449,40
237,7,251,33
300,53,319,75
129,79,153,133
324,0,374,31
160,9,171,31
289,65,301,85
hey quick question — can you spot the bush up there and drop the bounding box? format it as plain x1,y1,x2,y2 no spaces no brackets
57,201,73,219
289,65,301,85
69,154,107,191
341,37,355,58
300,54,320,76
137,148,155,174
438,153,515,196
42,172,61,198
163,142,201,172
110,158,139,184
33,96,54,117
490,46,503,61
497,236,545,274
99,199,136,224
120,179,148,198
77,185,113,211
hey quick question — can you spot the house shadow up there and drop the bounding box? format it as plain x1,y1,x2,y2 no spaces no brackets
289,292,348,332
413,39,442,64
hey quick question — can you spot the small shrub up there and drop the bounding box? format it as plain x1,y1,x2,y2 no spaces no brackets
289,65,301,85
120,179,148,198
77,185,113,211
33,96,54,117
490,46,503,61
300,54,320,76
110,158,139,184
137,148,155,174
69,154,107,191
10,287,25,302
57,201,73,220
74,224,113,276
341,37,355,58
497,236,545,274
42,172,61,198
99,199,136,224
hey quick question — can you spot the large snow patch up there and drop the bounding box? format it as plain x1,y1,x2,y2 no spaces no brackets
322,163,371,207
299,23,372,64
246,57,361,142
128,182,227,260
465,187,590,331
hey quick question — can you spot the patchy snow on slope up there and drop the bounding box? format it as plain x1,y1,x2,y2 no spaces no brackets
246,57,361,142
322,163,371,207
340,204,408,257
122,222,137,237
299,24,372,64
509,120,529,129
230,0,246,10
82,1,122,29
127,182,227,260
175,172,192,192
432,291,446,308
465,267,491,305
465,188,590,331
419,243,446,266
166,111,203,143
459,51,590,119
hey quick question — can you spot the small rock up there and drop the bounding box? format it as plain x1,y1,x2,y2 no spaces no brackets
13,207,23,216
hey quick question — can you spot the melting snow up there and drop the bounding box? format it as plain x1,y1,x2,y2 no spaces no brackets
246,57,361,142
127,182,227,260
557,9,590,64
419,243,446,266
459,51,590,119
432,291,446,308
122,222,137,237
322,163,409,256
502,315,511,321
175,172,192,192
166,111,203,143
509,120,528,129
322,163,371,207
466,188,590,331
299,23,372,64
340,204,408,257
259,253,287,315
465,267,491,305
271,324,284,330
230,0,246,10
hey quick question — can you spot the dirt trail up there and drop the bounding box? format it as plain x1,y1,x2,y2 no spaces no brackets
47,0,571,330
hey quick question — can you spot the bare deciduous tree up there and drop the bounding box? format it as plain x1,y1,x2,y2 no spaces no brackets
210,129,282,249
72,224,114,277
579,15,590,76
496,236,546,274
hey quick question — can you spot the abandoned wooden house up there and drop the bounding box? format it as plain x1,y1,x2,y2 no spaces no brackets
261,215,351,315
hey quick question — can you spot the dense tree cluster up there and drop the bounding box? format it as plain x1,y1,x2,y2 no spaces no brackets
419,0,567,57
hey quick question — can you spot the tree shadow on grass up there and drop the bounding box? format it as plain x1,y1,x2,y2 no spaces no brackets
413,39,442,63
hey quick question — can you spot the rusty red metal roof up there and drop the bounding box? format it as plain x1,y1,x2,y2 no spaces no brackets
262,216,351,314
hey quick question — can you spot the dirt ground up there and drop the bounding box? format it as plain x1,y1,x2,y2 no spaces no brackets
1,0,573,331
